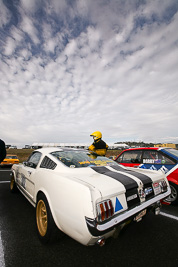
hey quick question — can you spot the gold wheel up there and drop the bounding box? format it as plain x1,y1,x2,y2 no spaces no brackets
10,175,18,193
36,199,48,237
10,176,15,191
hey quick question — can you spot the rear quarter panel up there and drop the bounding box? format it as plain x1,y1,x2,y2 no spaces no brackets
34,169,101,245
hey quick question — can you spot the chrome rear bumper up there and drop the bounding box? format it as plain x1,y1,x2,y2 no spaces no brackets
86,187,171,236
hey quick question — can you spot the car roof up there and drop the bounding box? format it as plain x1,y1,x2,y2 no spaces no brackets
6,154,18,156
123,147,159,151
35,147,86,154
122,147,176,152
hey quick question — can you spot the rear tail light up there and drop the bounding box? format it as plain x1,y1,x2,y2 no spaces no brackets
96,200,114,222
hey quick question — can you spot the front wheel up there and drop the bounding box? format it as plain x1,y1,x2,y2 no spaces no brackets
10,174,18,193
165,182,178,205
36,193,61,243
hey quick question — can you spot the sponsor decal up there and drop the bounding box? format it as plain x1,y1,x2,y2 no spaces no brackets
150,165,157,170
144,187,153,195
153,182,161,195
160,166,169,173
115,197,123,212
143,159,163,164
79,159,111,166
139,164,169,174
139,164,146,169
155,159,161,164
127,194,137,202
143,159,154,164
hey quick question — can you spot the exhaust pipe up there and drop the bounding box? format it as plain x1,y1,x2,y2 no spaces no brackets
96,238,105,247
155,206,161,215
154,201,161,215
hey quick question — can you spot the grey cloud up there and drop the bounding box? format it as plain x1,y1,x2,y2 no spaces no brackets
0,0,178,147
20,0,42,13
0,0,11,27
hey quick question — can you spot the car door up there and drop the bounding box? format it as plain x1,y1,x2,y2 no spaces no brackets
140,150,175,173
115,150,143,167
19,152,42,201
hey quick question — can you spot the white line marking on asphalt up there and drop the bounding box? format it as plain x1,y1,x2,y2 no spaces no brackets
0,232,5,267
0,181,10,183
160,211,178,221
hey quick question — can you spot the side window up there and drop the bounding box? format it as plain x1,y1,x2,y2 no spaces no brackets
116,151,142,163
27,152,42,168
143,150,158,164
158,152,175,165
143,150,175,165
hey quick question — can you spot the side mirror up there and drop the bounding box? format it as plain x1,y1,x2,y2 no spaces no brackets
28,162,37,168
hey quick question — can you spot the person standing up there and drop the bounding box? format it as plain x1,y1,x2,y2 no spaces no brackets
0,139,6,163
88,131,108,156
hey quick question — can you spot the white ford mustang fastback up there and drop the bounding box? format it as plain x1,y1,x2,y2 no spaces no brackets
11,147,170,246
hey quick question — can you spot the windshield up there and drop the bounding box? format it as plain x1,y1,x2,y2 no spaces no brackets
164,148,178,158
6,155,17,159
51,150,117,168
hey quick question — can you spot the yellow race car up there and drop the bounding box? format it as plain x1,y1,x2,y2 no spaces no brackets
1,154,19,166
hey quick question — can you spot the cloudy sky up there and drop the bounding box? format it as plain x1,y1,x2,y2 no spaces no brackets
0,0,178,147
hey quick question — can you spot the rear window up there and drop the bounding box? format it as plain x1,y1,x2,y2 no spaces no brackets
164,149,178,158
51,150,116,168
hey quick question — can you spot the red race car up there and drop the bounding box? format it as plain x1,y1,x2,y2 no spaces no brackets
115,147,178,205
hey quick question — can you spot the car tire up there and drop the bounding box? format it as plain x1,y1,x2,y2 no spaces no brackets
165,182,178,205
10,174,18,193
36,193,61,244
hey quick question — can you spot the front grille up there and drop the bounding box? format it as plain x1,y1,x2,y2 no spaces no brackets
40,156,57,170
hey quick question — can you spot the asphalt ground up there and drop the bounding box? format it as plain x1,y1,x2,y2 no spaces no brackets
0,168,178,267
